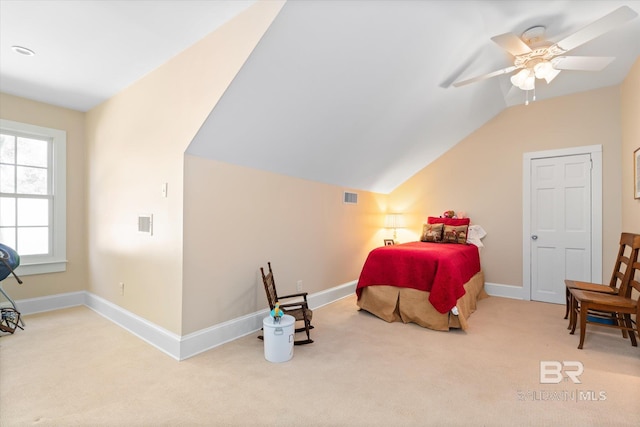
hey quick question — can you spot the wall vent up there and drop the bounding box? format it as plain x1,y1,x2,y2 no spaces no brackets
138,214,153,235
343,191,358,204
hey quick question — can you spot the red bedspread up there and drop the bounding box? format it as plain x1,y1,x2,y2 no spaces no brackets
356,242,481,314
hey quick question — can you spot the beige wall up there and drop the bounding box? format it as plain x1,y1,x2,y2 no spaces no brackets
389,86,623,289
84,1,284,334
0,93,87,299
621,57,640,233
182,155,386,334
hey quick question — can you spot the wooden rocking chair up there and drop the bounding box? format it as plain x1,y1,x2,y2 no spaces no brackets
259,262,313,345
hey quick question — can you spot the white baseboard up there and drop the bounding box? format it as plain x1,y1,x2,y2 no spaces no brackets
10,291,85,314
84,293,182,360
13,280,358,361
309,280,357,309
484,282,523,300
179,279,358,360
179,309,269,360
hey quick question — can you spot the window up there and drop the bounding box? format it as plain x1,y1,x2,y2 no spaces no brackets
0,119,66,275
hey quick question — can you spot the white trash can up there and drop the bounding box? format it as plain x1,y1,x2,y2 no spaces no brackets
263,314,295,363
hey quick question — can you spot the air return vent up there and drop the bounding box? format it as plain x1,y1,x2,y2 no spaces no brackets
343,191,358,205
138,214,153,235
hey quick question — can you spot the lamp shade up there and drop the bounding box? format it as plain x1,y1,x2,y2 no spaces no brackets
384,213,404,229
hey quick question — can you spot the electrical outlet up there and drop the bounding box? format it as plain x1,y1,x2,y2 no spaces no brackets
296,280,303,292
119,282,125,296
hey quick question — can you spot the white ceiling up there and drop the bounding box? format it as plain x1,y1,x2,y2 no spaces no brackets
0,0,256,111
2,1,640,193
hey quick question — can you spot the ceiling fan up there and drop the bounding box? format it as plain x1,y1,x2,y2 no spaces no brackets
453,6,638,92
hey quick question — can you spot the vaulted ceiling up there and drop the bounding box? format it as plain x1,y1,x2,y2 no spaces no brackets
2,1,639,193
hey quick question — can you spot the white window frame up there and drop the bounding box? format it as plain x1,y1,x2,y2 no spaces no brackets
0,119,67,275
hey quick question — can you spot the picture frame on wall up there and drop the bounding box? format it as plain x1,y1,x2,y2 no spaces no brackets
635,147,640,200
384,239,395,246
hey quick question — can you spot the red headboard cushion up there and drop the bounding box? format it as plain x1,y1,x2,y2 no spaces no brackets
427,216,471,226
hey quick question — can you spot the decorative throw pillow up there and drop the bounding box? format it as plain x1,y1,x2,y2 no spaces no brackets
442,224,468,244
421,223,444,242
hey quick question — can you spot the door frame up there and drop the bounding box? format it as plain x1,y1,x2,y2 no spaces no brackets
522,144,602,301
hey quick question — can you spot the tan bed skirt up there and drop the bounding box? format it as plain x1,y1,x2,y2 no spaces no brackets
356,271,487,331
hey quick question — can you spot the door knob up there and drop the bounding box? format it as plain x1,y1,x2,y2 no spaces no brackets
531,235,538,240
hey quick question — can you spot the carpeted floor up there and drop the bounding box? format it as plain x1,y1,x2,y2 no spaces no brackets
1,295,639,426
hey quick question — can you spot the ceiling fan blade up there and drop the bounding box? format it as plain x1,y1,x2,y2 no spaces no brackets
544,68,562,84
491,32,532,56
452,66,517,87
553,6,638,53
552,56,615,71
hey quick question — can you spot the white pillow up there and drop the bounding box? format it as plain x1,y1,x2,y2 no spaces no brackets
467,225,487,248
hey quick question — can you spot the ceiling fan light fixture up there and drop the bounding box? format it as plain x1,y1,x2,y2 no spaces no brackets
511,69,536,90
521,74,535,91
533,60,553,79
510,68,530,87
452,6,638,96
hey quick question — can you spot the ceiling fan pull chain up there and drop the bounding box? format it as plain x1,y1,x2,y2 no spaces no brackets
524,81,537,106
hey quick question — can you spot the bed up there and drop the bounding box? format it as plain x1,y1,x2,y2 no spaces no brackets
356,218,487,331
